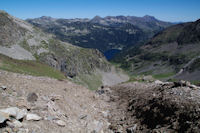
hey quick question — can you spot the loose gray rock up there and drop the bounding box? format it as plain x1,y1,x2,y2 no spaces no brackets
0,107,27,120
0,86,7,90
126,124,137,133
7,120,23,128
0,107,20,118
55,120,66,127
0,111,9,123
79,114,87,120
46,115,57,121
27,92,38,102
16,109,27,120
154,80,164,85
26,113,42,121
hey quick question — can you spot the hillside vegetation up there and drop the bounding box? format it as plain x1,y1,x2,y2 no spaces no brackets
0,54,65,80
113,19,200,82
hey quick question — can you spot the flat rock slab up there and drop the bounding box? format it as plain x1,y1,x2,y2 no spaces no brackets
26,113,42,121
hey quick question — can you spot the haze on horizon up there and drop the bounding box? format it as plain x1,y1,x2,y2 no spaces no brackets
0,0,199,22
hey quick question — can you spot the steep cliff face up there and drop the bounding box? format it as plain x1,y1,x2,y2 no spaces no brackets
0,11,110,81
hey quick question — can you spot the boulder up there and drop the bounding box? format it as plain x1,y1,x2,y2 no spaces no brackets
154,80,164,85
0,111,9,123
0,107,19,118
79,114,87,120
0,86,7,90
6,120,23,128
55,120,66,127
126,124,137,133
142,75,154,82
27,92,38,102
26,113,42,121
16,108,27,120
0,107,27,120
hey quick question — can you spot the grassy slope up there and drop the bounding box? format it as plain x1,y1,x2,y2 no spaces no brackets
0,54,65,80
0,54,105,90
73,72,102,90
113,20,200,83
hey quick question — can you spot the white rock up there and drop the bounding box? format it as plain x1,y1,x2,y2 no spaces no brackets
26,113,42,121
16,108,27,120
0,107,27,120
127,124,137,133
13,120,23,128
55,120,66,127
0,86,7,90
188,84,200,89
154,80,164,85
0,107,19,118
7,120,23,128
0,111,9,123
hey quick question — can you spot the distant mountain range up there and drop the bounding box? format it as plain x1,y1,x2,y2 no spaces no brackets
27,15,172,60
0,10,200,84
113,19,200,81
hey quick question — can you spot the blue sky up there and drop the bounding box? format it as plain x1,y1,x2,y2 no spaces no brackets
0,0,199,22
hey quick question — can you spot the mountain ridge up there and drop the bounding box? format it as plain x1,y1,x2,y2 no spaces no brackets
113,18,200,82
27,15,173,60
0,11,112,89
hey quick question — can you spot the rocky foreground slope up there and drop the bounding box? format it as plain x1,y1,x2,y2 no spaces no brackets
1,69,200,133
0,70,112,133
